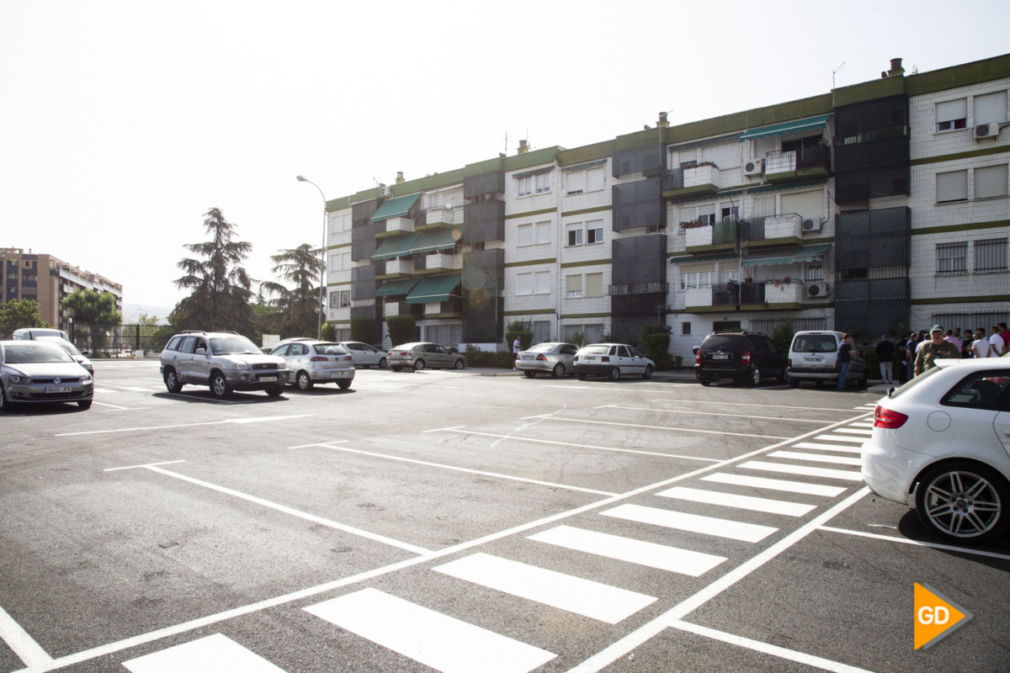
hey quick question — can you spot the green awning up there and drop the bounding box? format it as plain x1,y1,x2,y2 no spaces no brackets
741,243,832,268
405,274,461,304
739,114,831,141
371,193,421,223
409,228,459,255
374,279,419,297
371,233,419,261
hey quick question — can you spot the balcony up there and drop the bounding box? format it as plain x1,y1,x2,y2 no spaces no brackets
381,216,415,236
765,282,805,305
383,301,408,318
763,146,830,182
422,252,462,274
684,281,765,311
663,163,723,201
762,213,803,243
684,220,737,253
377,258,413,279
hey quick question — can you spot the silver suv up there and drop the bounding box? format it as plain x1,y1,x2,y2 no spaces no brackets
160,331,289,398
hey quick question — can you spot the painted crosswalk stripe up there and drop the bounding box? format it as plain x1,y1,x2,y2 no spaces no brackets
832,427,872,436
434,552,655,624
122,633,287,673
305,588,556,673
792,441,862,454
850,421,874,428
701,473,846,497
768,451,862,467
528,525,726,577
739,460,863,482
812,434,866,444
601,504,777,543
656,486,815,517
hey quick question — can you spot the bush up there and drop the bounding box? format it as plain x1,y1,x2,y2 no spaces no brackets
385,316,415,347
641,324,674,369
506,320,533,352
351,317,378,344
770,321,794,356
464,346,514,368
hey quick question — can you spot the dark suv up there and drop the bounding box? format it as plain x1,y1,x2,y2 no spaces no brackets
695,332,787,386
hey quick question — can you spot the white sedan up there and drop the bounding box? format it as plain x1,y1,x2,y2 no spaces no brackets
861,358,1010,544
339,341,388,369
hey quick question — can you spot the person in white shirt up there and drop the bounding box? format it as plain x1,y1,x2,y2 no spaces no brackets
989,325,1005,357
972,328,992,358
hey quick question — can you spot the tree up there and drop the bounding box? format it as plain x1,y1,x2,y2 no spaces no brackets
260,243,324,338
172,208,256,336
0,299,50,337
62,289,122,352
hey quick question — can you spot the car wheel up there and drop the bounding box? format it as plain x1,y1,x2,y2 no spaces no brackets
210,371,231,398
915,461,1010,544
699,377,711,387
78,399,92,410
378,357,387,369
610,367,621,381
523,370,536,378
296,371,314,391
642,365,653,379
0,384,7,411
413,359,425,371
164,368,183,394
552,364,565,378
337,380,351,390
454,358,465,370
266,384,284,397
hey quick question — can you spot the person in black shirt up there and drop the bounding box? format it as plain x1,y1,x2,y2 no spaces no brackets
837,333,853,391
875,335,895,384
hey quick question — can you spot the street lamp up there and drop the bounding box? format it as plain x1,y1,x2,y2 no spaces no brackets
296,175,327,341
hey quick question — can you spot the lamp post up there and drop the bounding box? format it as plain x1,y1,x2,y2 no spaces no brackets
296,175,327,341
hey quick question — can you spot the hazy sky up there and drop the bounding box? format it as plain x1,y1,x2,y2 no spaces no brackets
2,0,1007,314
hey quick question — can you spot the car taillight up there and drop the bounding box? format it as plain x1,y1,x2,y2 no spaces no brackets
310,356,328,362
601,356,610,362
536,354,547,361
695,352,701,366
342,355,352,361
874,405,908,429
741,351,751,366
787,358,792,368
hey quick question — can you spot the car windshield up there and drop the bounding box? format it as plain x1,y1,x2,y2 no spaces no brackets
887,364,945,399
209,336,262,355
792,335,837,353
702,336,746,350
528,343,558,353
313,343,349,355
3,342,74,364
581,345,611,355
36,337,83,356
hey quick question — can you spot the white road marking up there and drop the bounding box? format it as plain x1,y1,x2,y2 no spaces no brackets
850,421,874,428
601,504,778,543
518,415,790,440
668,620,875,673
649,397,873,414
0,604,52,669
305,588,556,673
656,486,815,517
428,428,722,463
831,427,872,436
600,404,835,424
55,414,311,437
529,525,726,577
818,526,1010,561
90,400,133,410
433,553,656,624
104,460,187,472
122,633,287,673
810,433,866,444
767,450,863,466
701,473,846,497
792,441,862,454
738,460,863,481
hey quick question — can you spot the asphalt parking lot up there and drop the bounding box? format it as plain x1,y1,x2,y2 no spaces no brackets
1,361,1007,673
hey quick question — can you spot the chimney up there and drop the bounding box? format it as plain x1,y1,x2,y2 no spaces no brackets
518,139,529,154
395,171,405,184
881,57,905,79
658,111,670,128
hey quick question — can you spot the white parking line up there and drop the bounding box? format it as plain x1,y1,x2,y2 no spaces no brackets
831,427,873,436
433,553,657,624
811,433,866,444
600,404,836,424
792,441,862,454
656,486,815,517
55,415,311,437
519,415,790,441
601,504,778,543
738,461,863,481
122,633,287,673
767,451,863,467
649,398,873,414
0,604,52,669
700,473,846,497
818,526,1010,561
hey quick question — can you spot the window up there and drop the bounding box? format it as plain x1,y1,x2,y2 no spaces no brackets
328,250,351,273
805,263,824,282
974,91,1008,125
720,205,739,222
329,289,350,308
586,220,604,244
681,271,712,289
681,322,692,336
586,272,603,297
533,270,551,295
936,98,967,132
975,164,1008,199
566,170,584,195
975,239,1007,273
532,321,550,343
567,227,583,247
535,172,552,194
517,175,532,197
329,212,351,235
566,274,583,298
517,223,533,247
698,213,716,226
586,166,605,192
534,221,551,245
937,242,968,275
936,170,968,203
516,272,533,295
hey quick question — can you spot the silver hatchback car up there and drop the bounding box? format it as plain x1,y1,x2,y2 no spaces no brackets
272,339,355,391
515,342,579,378
0,340,94,410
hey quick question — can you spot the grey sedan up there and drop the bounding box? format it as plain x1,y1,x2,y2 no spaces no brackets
387,342,465,372
515,342,579,378
339,341,388,369
0,340,94,410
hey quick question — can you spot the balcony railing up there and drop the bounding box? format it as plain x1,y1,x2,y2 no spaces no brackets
381,258,413,277
424,206,460,228
383,216,415,235
424,252,462,272
608,281,667,296
764,145,830,181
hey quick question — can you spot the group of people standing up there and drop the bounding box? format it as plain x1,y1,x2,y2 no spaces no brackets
873,322,1010,384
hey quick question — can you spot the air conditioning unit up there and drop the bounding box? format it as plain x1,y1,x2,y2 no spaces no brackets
806,282,830,298
743,159,764,177
801,218,823,233
975,123,1000,139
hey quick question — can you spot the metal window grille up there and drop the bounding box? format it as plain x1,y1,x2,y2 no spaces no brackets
931,311,1008,333
936,243,967,275
974,238,1007,272
750,317,829,335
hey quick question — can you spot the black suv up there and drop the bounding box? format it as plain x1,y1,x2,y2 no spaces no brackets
694,332,787,386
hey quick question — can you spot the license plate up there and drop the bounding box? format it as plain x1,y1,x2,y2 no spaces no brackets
46,386,72,393
712,353,729,360
521,355,534,360
259,376,277,382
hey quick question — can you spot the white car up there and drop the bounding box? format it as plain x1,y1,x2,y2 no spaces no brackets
339,341,388,369
861,358,1010,544
572,343,654,380
271,339,355,391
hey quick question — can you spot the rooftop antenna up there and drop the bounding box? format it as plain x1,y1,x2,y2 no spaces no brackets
832,60,846,90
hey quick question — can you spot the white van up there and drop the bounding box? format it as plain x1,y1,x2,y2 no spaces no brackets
787,330,867,388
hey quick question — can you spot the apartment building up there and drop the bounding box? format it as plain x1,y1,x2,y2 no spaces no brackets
321,53,1009,360
0,248,123,335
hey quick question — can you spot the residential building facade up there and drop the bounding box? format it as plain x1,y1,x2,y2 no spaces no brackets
320,54,1009,360
0,247,123,337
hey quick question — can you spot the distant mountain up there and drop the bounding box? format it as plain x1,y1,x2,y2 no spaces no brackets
122,303,173,324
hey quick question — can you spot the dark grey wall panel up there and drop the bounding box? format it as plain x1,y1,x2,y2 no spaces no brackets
464,171,505,199
612,234,667,285
612,177,664,232
463,200,505,243
350,264,375,301
612,146,664,177
462,248,504,342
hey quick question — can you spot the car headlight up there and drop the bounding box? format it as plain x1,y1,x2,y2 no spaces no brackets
8,375,23,384
81,374,93,385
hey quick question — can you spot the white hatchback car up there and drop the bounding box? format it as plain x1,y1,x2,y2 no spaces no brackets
861,358,1010,544
271,339,355,391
